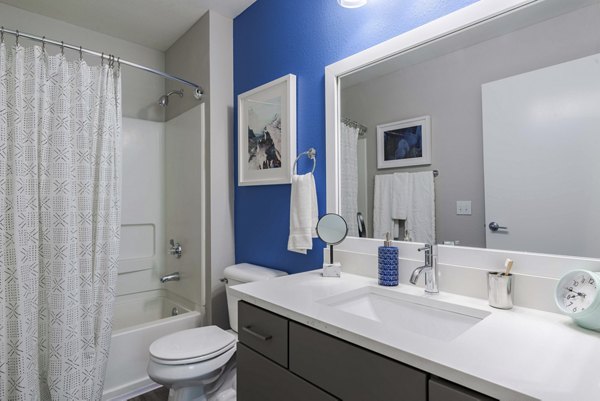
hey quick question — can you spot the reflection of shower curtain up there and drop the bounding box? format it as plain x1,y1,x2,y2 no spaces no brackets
0,44,122,401
340,122,359,237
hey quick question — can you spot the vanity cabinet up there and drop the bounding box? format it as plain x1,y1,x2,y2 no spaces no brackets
238,301,498,401
429,377,497,401
238,300,288,367
289,321,426,401
237,343,337,401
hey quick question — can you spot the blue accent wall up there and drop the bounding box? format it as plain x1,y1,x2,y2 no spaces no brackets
234,0,478,274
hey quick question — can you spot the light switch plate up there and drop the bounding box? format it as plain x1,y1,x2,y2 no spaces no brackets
456,201,472,215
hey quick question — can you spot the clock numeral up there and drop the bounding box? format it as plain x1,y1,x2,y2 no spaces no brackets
590,278,595,285
567,302,573,307
573,281,579,287
573,307,578,312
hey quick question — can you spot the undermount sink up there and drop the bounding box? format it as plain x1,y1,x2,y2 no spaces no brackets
317,286,490,342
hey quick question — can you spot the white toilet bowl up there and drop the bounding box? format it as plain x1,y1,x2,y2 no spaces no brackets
147,326,236,401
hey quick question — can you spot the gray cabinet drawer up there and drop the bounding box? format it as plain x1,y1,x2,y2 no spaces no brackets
238,343,338,401
238,301,288,367
289,322,427,401
429,377,497,401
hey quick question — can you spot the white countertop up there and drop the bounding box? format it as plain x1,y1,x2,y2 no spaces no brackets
229,270,600,401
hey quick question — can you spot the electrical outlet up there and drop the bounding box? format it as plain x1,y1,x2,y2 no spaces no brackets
456,201,472,215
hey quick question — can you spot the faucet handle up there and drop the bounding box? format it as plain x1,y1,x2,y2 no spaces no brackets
418,244,432,252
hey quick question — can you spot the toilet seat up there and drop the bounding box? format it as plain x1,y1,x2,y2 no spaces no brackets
149,326,236,366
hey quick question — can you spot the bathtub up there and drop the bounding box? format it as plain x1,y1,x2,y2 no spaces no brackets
102,290,203,400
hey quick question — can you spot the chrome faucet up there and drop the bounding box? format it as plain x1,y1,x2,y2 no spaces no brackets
409,244,439,294
160,272,180,283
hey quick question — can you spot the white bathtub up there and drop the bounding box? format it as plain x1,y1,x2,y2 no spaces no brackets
102,290,203,400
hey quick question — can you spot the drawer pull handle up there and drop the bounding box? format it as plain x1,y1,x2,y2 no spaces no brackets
242,326,272,341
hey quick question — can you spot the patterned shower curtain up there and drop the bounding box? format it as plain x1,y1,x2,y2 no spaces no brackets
0,43,122,401
340,121,360,237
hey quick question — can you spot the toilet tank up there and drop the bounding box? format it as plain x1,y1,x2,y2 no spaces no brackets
224,263,287,332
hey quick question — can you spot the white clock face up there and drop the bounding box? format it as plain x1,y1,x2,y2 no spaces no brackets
558,272,597,314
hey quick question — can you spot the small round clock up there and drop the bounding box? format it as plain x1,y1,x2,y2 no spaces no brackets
555,269,600,330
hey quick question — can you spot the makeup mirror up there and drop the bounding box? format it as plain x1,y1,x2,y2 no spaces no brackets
316,213,348,277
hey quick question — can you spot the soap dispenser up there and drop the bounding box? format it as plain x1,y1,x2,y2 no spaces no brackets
378,233,399,286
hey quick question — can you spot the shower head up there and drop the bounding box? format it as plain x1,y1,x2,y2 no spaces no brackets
158,89,184,107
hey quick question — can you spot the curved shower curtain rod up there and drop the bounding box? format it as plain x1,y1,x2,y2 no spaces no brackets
0,26,204,100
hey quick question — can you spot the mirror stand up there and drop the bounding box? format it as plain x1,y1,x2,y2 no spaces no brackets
316,213,349,278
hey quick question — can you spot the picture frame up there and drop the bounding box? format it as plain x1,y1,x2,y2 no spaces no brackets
238,74,297,186
376,115,431,169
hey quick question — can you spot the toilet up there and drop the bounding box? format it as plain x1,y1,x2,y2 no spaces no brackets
147,263,287,401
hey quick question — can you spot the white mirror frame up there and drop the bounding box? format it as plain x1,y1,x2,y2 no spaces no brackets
324,0,600,280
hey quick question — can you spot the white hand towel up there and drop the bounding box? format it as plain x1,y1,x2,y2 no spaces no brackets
373,174,396,240
406,171,435,244
288,173,318,254
391,172,410,220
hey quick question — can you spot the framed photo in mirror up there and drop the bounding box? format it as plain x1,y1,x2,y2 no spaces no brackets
238,74,297,186
376,115,431,169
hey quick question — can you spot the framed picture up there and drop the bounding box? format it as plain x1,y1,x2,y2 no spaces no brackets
238,74,297,186
376,116,431,169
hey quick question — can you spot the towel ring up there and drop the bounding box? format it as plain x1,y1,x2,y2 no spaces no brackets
293,148,317,175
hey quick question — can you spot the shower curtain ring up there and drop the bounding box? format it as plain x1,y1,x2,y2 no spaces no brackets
42,36,46,52
79,46,83,61
117,57,120,68
101,52,104,66
15,30,19,46
60,41,64,56
1,27,4,44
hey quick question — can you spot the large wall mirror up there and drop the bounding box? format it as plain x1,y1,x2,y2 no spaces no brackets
327,0,600,259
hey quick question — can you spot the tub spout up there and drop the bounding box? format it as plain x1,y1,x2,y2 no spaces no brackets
160,272,180,283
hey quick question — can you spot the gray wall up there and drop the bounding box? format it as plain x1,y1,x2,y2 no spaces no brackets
165,13,211,121
341,4,600,248
0,2,166,122
165,11,234,329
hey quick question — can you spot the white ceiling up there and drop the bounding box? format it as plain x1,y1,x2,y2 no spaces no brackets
0,0,256,51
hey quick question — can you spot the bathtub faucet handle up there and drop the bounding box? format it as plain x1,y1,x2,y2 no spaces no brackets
169,239,182,258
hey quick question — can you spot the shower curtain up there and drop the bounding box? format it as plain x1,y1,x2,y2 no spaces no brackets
340,122,360,237
0,44,122,401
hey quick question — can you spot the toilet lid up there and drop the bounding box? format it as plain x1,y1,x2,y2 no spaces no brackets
150,326,236,363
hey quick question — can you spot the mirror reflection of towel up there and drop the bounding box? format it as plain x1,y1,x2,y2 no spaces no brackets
373,174,397,239
406,172,435,244
392,173,409,220
373,171,435,243
288,173,318,254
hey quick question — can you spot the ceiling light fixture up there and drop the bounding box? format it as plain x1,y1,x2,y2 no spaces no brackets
338,0,367,8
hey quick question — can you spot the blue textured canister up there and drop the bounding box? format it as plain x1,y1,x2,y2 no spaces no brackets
378,233,399,286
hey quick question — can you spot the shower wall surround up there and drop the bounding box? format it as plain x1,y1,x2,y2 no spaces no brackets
120,119,167,297
233,0,478,273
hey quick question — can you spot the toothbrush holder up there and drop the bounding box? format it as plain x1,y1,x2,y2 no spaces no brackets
487,272,513,309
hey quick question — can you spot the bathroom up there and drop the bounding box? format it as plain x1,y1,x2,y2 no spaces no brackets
1,0,600,400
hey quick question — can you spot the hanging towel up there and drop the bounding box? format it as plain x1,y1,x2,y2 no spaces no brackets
391,172,410,221
406,171,435,244
288,173,319,254
373,174,397,239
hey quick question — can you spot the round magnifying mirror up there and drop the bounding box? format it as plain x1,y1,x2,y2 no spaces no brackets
317,214,348,273
316,213,348,245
